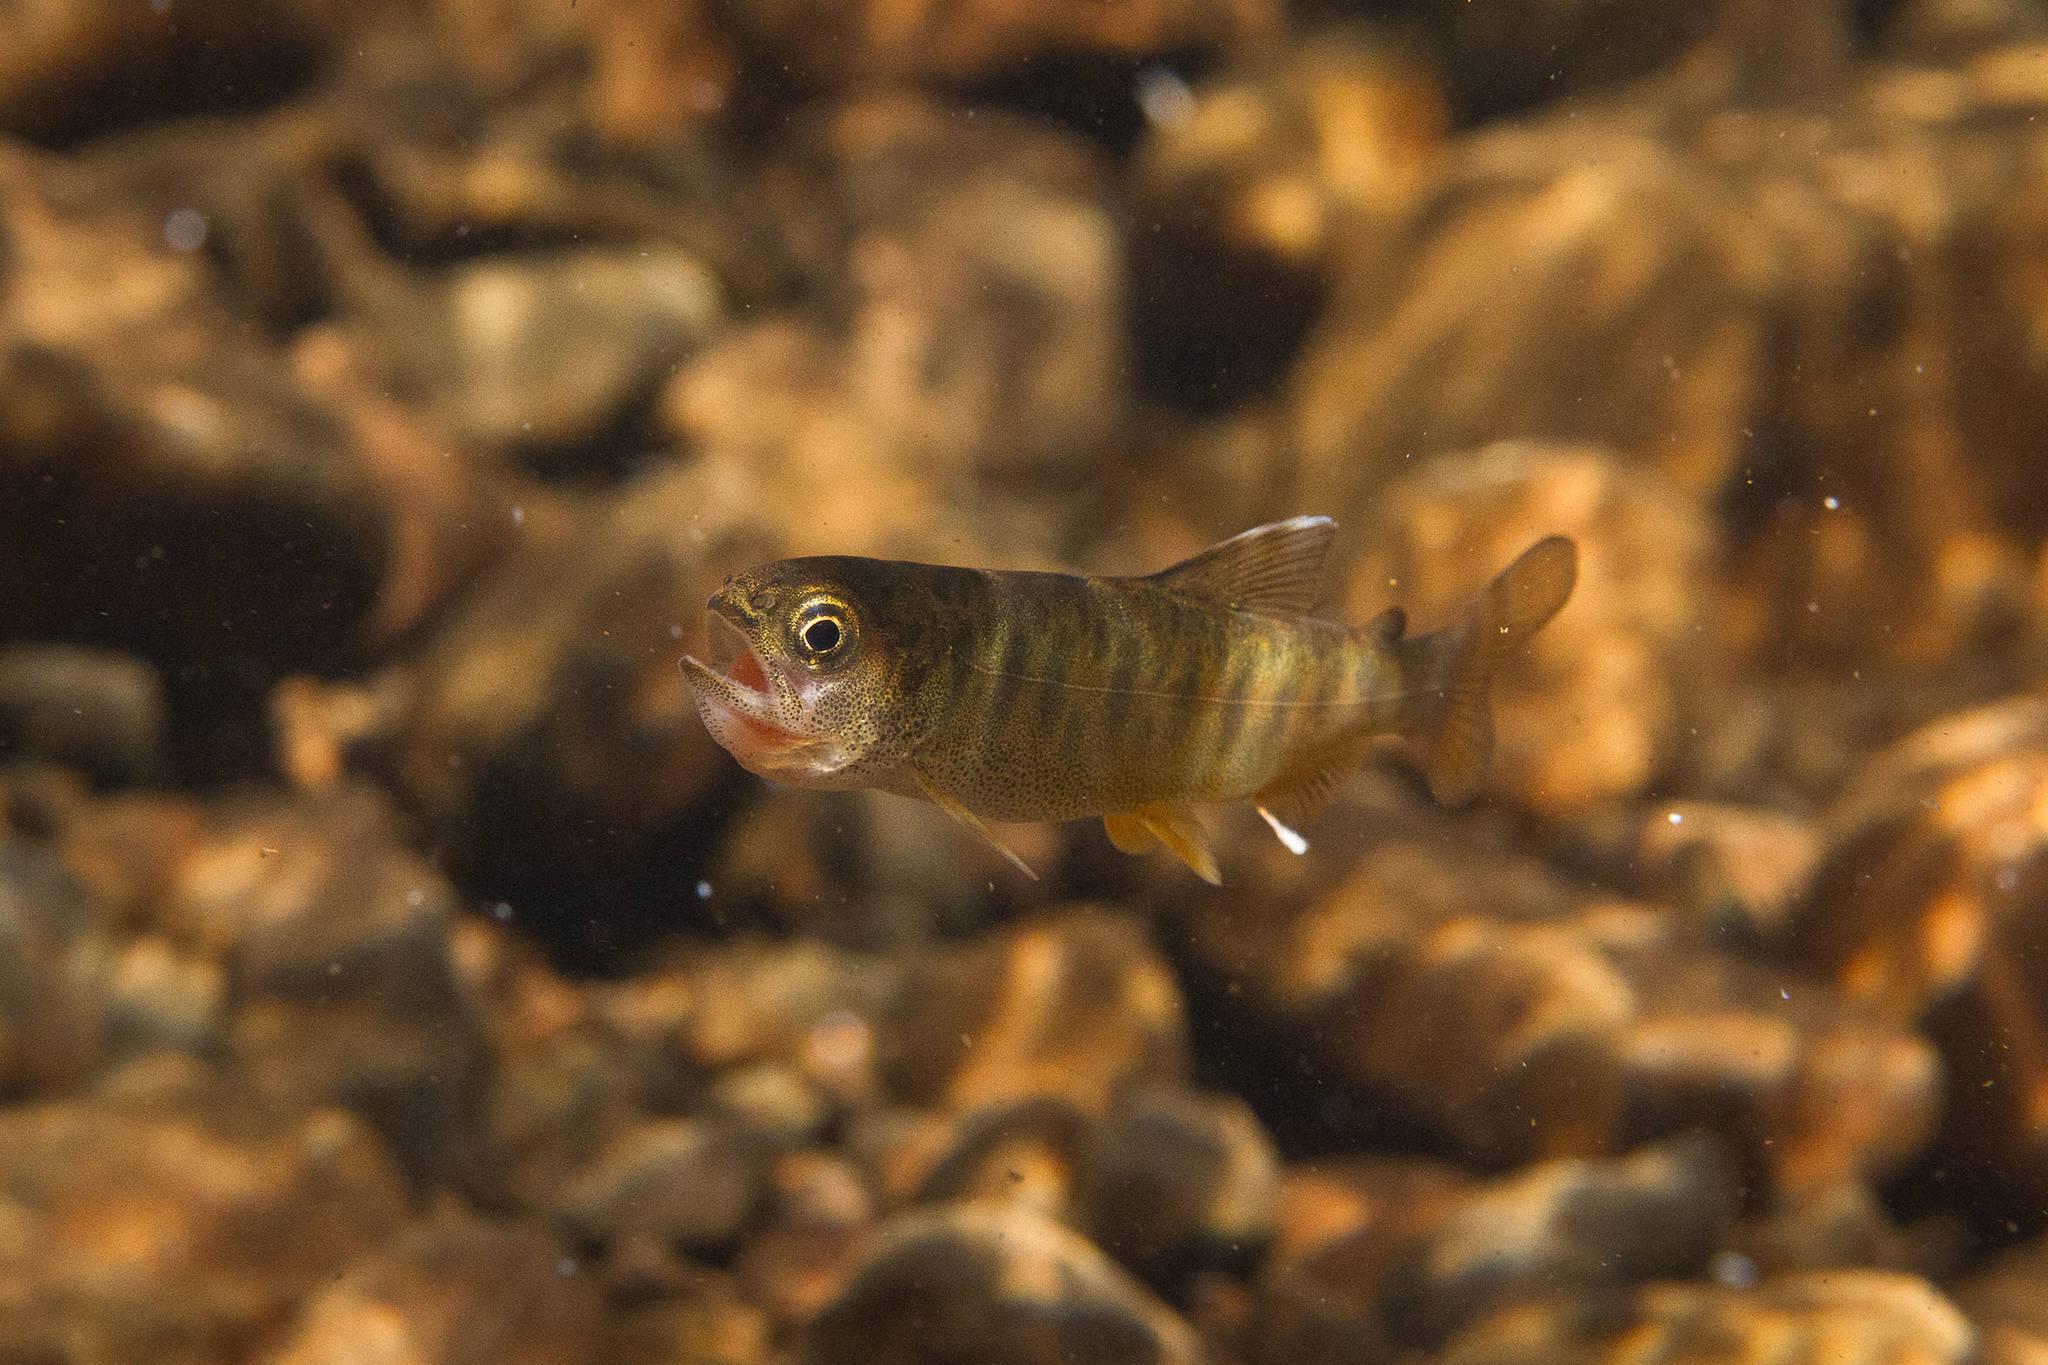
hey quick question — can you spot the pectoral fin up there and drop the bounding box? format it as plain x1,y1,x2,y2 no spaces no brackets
912,770,1039,881
1135,803,1220,885
1102,813,1159,855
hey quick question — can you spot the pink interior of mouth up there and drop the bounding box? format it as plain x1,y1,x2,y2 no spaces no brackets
728,650,768,693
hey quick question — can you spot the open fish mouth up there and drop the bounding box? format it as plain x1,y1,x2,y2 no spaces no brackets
690,610,773,698
681,610,808,756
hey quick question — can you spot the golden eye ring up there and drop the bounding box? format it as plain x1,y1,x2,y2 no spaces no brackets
793,599,853,665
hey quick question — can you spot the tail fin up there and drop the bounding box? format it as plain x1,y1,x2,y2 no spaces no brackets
1399,536,1577,805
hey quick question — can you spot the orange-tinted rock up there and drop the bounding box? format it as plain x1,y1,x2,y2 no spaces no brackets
0,1055,408,1365
162,785,488,1184
1125,34,1449,413
1289,43,2048,669
804,1201,1201,1365
1437,1270,1975,1365
1252,1135,1737,1362
556,1117,769,1255
664,96,1122,555
1635,800,1823,943
262,1209,606,1365
0,833,109,1094
1082,1086,1279,1284
1788,696,2048,1219
884,908,1188,1116
1343,442,1717,816
1186,822,1940,1194
913,1096,1095,1225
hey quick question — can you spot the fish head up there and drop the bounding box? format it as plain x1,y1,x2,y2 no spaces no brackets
680,559,915,785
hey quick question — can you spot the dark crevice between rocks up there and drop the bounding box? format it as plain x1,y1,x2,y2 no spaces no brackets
431,761,762,979
0,463,384,789
2,23,326,151
327,155,620,268
1127,222,1330,416
1155,914,1474,1166
960,48,1223,161
1716,419,1825,550
512,387,680,488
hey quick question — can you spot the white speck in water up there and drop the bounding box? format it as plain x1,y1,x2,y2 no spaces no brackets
1823,495,1840,510
1667,811,1684,825
162,207,208,252
1806,600,1820,614
406,888,425,908
556,1258,577,1277
510,504,525,526
1135,67,1196,127
1710,1250,1758,1288
695,880,713,900
688,525,706,544
149,0,171,14
1781,988,1790,1000
492,902,514,921
327,961,341,976
668,623,684,640
1995,866,2021,893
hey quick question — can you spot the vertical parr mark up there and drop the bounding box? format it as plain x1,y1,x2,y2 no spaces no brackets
1179,601,1232,791
1211,635,1258,788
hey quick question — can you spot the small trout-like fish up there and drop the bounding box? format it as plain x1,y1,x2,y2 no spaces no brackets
682,517,1576,883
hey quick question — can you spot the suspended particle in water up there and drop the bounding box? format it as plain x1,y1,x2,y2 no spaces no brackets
163,207,208,252
1136,67,1196,128
1709,1250,1758,1288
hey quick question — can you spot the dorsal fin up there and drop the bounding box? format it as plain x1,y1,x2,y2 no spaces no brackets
1146,516,1338,617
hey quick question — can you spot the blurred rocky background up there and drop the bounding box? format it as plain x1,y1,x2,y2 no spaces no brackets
1,0,2047,1360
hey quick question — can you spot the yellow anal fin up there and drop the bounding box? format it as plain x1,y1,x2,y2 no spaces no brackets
912,769,1039,881
1102,813,1159,855
1137,803,1220,885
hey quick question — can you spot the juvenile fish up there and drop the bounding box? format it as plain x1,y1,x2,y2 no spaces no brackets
681,517,1575,883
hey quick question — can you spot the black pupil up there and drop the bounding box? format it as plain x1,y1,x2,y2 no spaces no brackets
803,616,842,653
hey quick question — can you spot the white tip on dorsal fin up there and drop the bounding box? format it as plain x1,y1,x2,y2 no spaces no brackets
1146,516,1338,618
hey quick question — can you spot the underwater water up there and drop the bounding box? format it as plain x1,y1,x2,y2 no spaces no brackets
1,0,2047,1360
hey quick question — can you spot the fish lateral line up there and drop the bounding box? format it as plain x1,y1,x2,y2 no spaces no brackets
952,651,1376,710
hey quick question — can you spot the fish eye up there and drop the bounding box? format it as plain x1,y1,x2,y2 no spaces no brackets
802,615,841,653
792,598,854,666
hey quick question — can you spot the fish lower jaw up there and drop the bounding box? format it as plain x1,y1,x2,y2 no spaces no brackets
686,689,855,784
